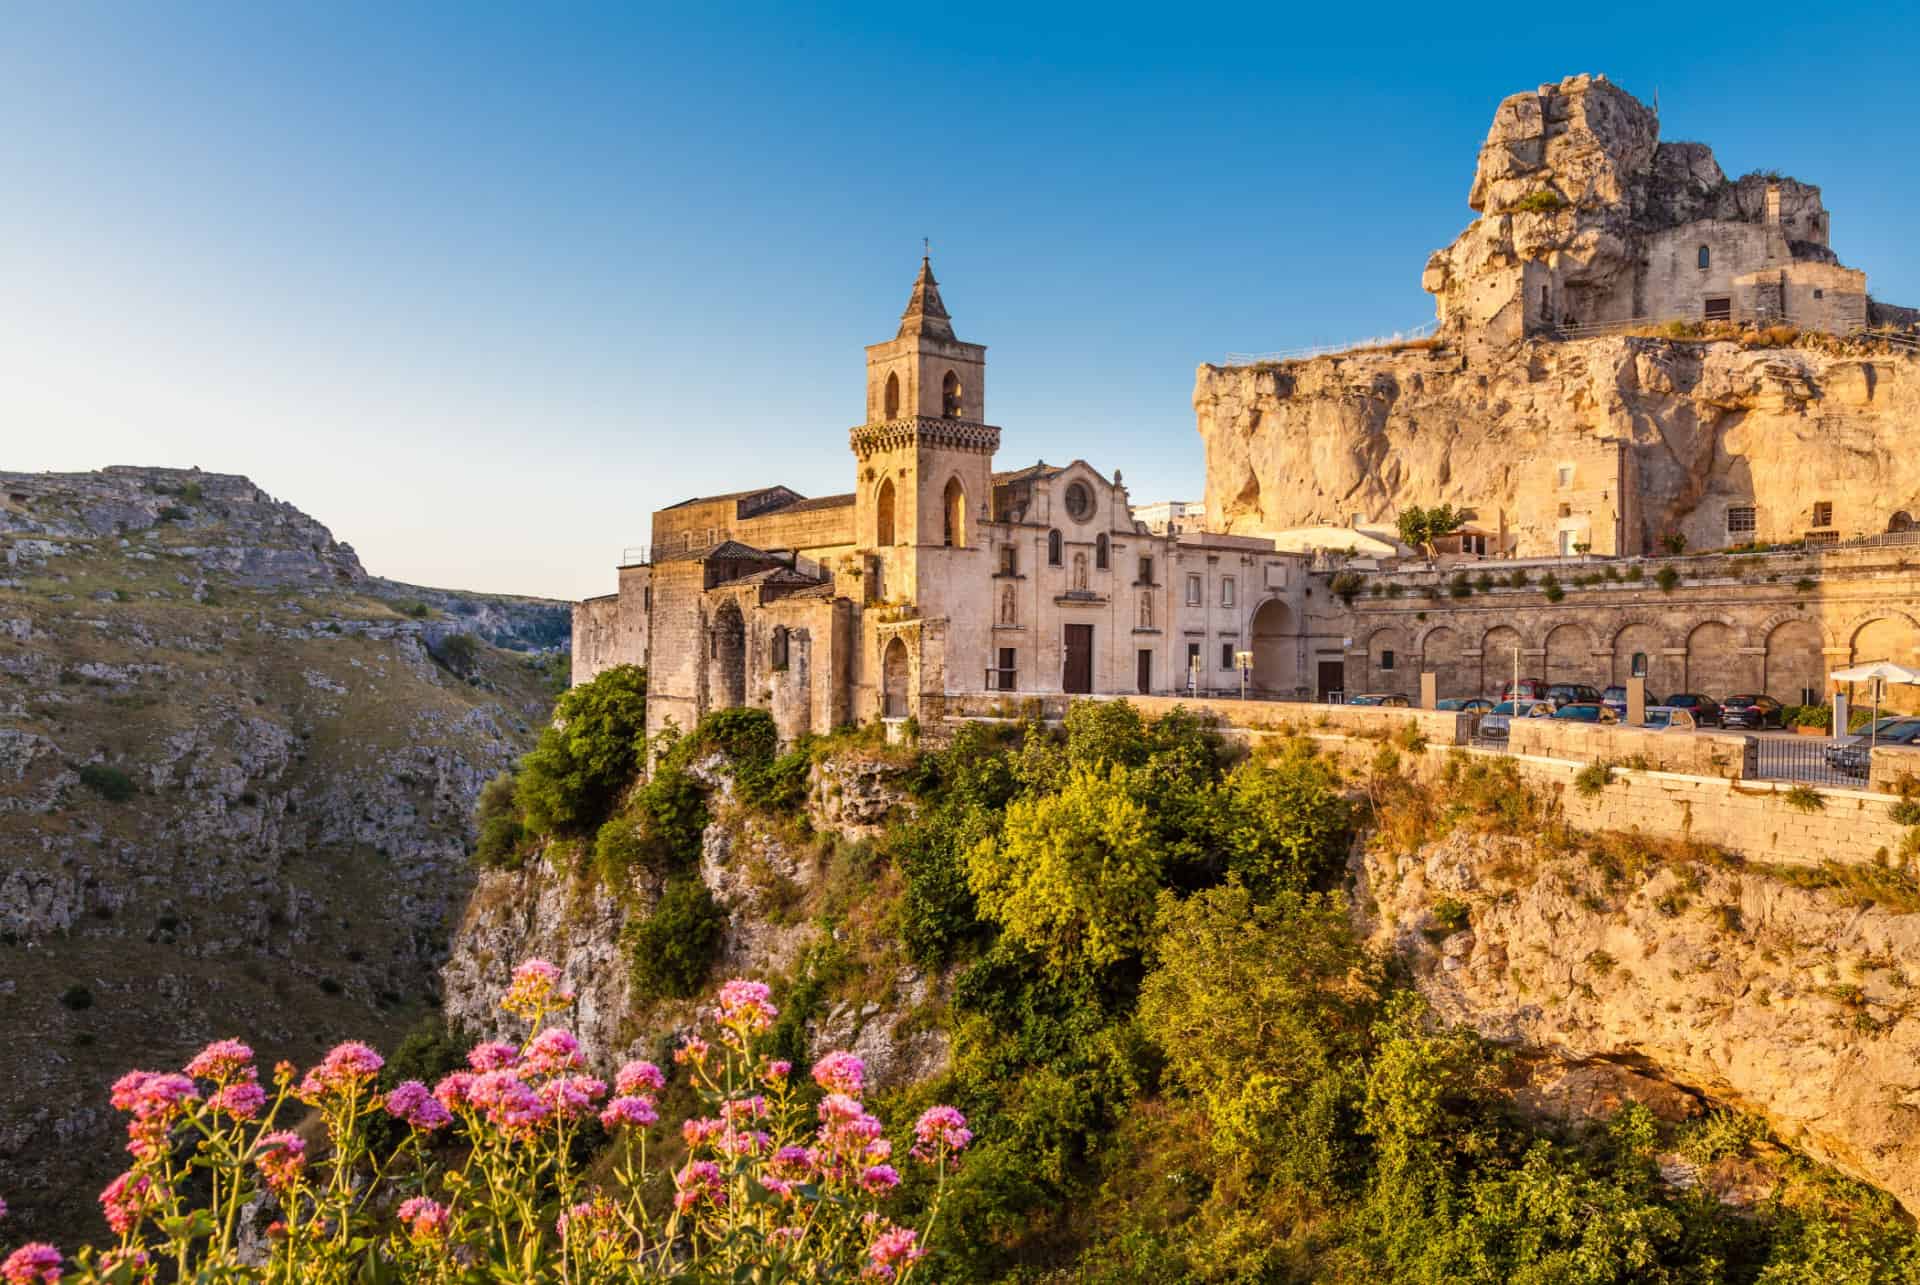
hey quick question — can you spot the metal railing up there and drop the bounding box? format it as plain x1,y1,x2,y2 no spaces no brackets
620,546,652,565
1751,734,1864,788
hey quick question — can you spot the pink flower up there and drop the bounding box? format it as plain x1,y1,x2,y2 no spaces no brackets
99,1171,163,1236
614,1060,665,1095
672,1160,726,1214
184,1039,255,1083
859,1164,901,1194
212,1080,267,1121
721,1095,768,1124
911,1105,972,1160
681,1116,725,1148
762,1059,793,1086
298,1042,384,1099
521,1028,583,1076
1,1244,62,1285
470,1070,548,1137
817,1093,865,1124
770,1145,815,1180
538,1075,606,1121
811,1050,865,1097
719,1129,771,1159
385,1080,453,1132
466,1041,520,1073
254,1132,306,1191
770,1225,804,1247
555,1196,619,1244
99,1248,152,1277
599,1095,658,1130
397,1196,449,1240
715,978,778,1035
433,1070,476,1111
759,1174,794,1199
0,1194,9,1219
863,1224,925,1280
673,1036,710,1066
110,1071,198,1120
503,958,573,1019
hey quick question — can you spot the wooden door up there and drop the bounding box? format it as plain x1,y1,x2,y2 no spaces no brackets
1136,649,1152,695
1063,625,1094,694
1317,659,1345,701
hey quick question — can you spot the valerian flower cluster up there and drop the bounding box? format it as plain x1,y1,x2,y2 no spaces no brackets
0,960,968,1283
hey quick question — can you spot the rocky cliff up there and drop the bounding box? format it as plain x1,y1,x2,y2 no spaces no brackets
1195,334,1920,555
0,466,564,1239
1361,823,1920,1218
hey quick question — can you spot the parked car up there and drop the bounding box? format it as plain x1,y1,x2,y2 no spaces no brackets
1641,705,1685,730
1718,694,1785,730
1477,699,1548,740
1498,678,1548,702
1437,697,1494,714
1347,692,1411,707
1551,702,1618,723
1600,684,1664,717
1662,693,1723,727
1824,719,1920,777
1545,683,1604,708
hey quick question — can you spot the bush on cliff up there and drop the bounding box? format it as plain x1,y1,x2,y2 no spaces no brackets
517,663,647,835
626,875,726,1001
473,772,526,868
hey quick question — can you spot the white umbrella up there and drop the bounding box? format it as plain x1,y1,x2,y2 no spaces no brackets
1828,661,1920,748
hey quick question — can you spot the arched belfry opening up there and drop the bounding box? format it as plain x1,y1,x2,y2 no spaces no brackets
712,601,746,709
883,372,901,420
876,478,896,546
941,370,963,418
943,477,966,547
882,637,910,719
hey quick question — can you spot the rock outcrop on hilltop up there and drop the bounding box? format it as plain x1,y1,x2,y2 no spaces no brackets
1196,336,1920,556
0,466,565,1241
1361,826,1920,1219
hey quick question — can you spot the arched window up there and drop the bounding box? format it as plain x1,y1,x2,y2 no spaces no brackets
941,370,963,418
1047,529,1062,566
876,478,896,546
770,625,789,671
943,477,966,547
883,372,901,420
1697,245,1711,270
1095,533,1109,570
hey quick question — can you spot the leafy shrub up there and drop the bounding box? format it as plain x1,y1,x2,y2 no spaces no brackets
433,632,481,676
1218,744,1352,895
1506,568,1530,588
1795,576,1817,594
1782,784,1825,813
1329,571,1366,605
60,984,93,1010
1655,566,1681,593
1784,704,1832,731
1625,565,1644,582
1473,572,1494,593
517,664,648,835
1507,188,1568,213
1573,760,1615,797
77,763,136,802
1889,798,1920,826
473,773,526,868
395,599,432,619
626,876,726,1000
1540,572,1564,603
1429,896,1471,934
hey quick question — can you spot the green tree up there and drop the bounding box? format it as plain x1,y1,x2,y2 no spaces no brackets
967,764,1159,971
1218,743,1353,894
517,664,648,834
1395,504,1468,559
626,875,726,1000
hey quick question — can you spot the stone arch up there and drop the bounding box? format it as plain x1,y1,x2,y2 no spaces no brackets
1095,533,1109,570
1890,510,1914,534
1604,614,1676,652
1844,607,1920,653
942,476,966,548
1754,608,1838,652
1763,617,1824,706
712,601,746,709
883,372,901,420
875,478,896,547
941,370,963,418
1683,619,1746,694
1366,625,1408,695
1846,611,1920,715
881,636,910,719
1250,598,1297,695
1612,622,1668,695
1418,625,1464,700
1047,529,1063,566
1481,625,1524,697
770,625,790,671
1543,621,1595,685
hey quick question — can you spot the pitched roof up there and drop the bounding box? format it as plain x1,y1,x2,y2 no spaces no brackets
993,461,1059,484
715,565,824,589
898,256,955,341
776,492,854,514
658,539,782,563
660,488,772,511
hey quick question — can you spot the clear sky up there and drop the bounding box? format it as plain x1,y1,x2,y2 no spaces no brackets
5,2,1916,601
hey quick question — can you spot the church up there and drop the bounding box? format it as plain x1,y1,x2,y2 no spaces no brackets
571,258,1316,742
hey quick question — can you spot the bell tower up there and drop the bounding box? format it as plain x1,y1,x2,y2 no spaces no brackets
851,256,999,557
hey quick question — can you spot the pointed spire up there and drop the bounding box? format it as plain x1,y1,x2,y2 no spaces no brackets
898,254,955,341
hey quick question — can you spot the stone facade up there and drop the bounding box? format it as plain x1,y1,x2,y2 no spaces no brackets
573,260,1312,739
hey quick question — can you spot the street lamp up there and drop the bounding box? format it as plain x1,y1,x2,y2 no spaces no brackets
1236,650,1254,701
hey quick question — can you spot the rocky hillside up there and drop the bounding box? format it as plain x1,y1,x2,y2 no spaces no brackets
0,466,564,1240
1195,333,1920,554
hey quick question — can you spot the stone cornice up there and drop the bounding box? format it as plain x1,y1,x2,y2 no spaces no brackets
849,417,1002,459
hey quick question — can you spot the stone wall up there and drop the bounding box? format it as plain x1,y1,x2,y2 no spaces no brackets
1506,718,1754,779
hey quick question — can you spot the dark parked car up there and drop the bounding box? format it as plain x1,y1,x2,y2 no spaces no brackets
1718,694,1785,730
1663,693,1723,727
1825,719,1920,777
1551,702,1617,723
1546,683,1604,708
1600,684,1663,717
1437,697,1495,714
1347,693,1411,707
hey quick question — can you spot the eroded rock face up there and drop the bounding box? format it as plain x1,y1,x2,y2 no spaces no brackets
1359,829,1920,1217
1195,338,1920,555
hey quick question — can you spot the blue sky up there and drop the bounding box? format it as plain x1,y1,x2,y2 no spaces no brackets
5,2,1916,600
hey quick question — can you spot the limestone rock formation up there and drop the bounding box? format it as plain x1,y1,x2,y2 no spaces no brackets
1195,337,1920,555
1360,828,1920,1218
0,467,563,1241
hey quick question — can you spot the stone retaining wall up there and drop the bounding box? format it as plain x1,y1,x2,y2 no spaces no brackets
1506,718,1756,780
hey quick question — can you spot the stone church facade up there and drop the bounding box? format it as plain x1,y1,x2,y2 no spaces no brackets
573,260,1315,741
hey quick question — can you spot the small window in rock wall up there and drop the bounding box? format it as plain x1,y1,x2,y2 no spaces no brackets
1813,501,1833,527
1813,288,1825,300
1221,576,1235,607
1727,505,1757,536
1704,296,1732,322
1557,465,1574,489
1698,245,1711,270
1186,574,1203,606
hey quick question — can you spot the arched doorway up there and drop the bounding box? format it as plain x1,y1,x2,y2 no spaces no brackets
1764,619,1823,706
1851,616,1920,714
875,479,896,546
1481,625,1523,698
1543,623,1588,687
1612,624,1666,696
1420,627,1461,700
943,477,966,547
1366,626,1407,695
1684,621,1741,693
712,602,746,709
1250,599,1296,695
881,637,910,719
